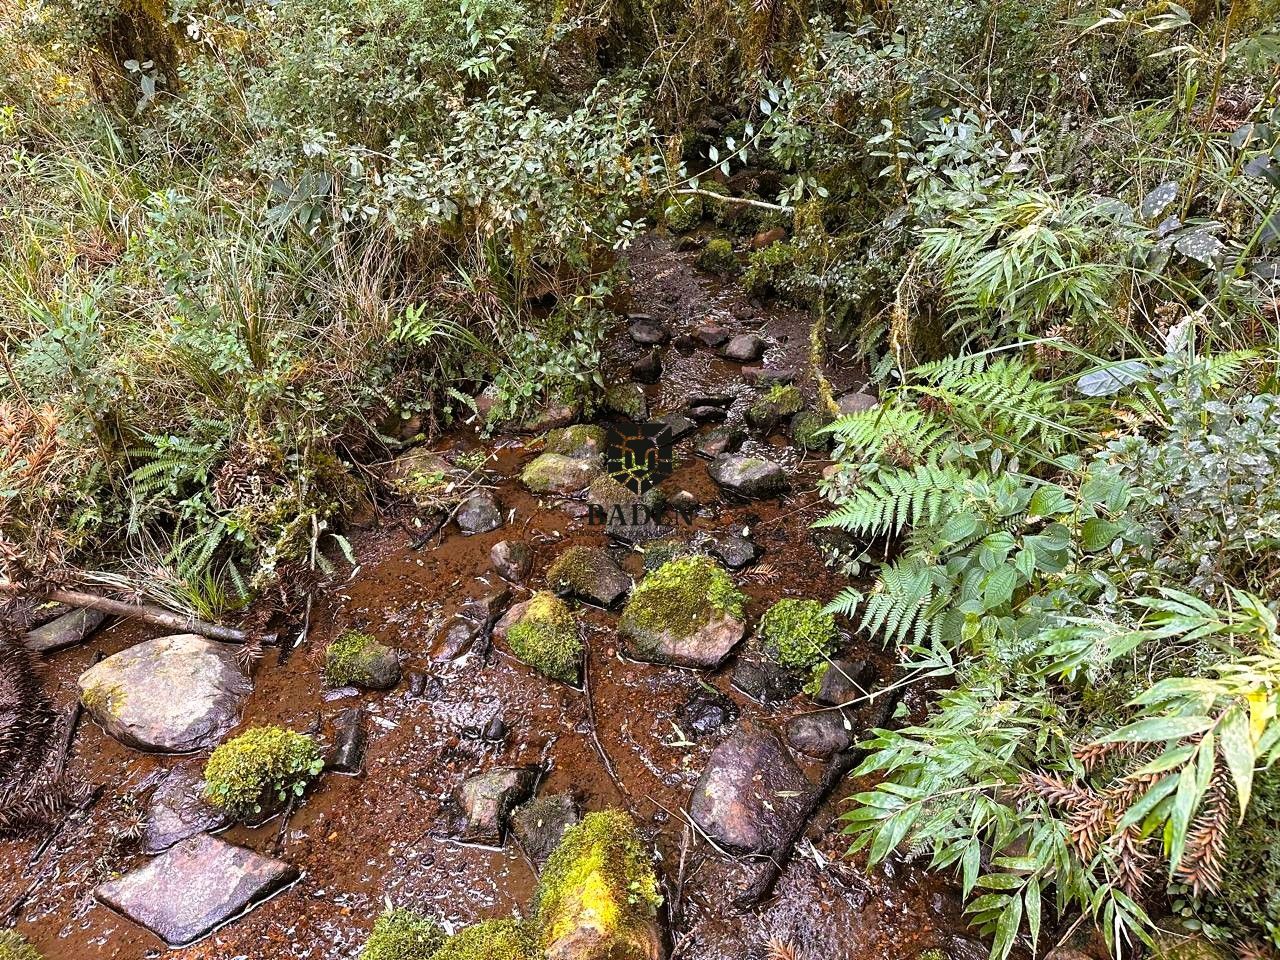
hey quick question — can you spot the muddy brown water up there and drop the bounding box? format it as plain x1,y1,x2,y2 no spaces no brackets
2,235,981,960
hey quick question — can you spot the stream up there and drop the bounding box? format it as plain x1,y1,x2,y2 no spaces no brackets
1,234,982,960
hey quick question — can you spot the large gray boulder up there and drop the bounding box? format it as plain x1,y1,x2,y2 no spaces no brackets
707,454,787,499
522,453,601,496
96,833,298,947
77,634,250,753
689,722,812,854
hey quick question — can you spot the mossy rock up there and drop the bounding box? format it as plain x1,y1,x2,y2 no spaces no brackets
759,599,837,670
0,932,42,960
1151,934,1232,960
641,538,695,572
545,546,632,608
746,384,803,432
696,238,738,275
662,194,703,232
203,726,324,820
790,409,832,451
545,425,607,461
434,919,538,960
742,241,798,299
535,810,663,960
360,908,447,960
522,453,601,496
500,592,583,684
618,556,747,668
602,383,647,421
325,630,400,689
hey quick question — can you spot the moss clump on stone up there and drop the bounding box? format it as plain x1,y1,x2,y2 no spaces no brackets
544,424,605,460
742,241,798,298
0,931,42,960
641,538,693,572
520,453,598,495
602,383,646,421
325,630,395,687
802,660,830,699
360,908,447,960
791,409,832,451
546,547,615,598
696,238,738,275
587,473,666,515
535,810,661,957
508,592,583,684
433,919,537,960
748,384,803,424
759,599,837,669
662,194,703,232
620,555,745,641
203,726,324,819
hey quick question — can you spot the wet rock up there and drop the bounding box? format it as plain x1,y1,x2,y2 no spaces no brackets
603,382,648,421
695,427,744,459
669,490,699,513
142,765,231,854
483,715,507,743
432,618,480,661
586,475,672,545
704,532,759,570
731,652,802,705
522,453,601,496
688,722,812,854
545,425,607,461
491,540,533,584
790,410,832,451
546,546,632,608
95,833,299,947
694,324,730,348
672,334,698,354
751,226,787,249
680,687,740,737
511,794,580,869
629,614,745,668
632,348,662,384
708,454,787,499
26,607,106,655
687,404,728,423
619,557,747,669
688,393,733,409
77,634,250,753
519,401,580,433
785,710,853,758
655,413,696,442
380,450,461,492
812,658,873,706
458,765,539,845
456,490,503,535
836,391,878,416
460,589,512,624
325,633,400,690
743,366,796,386
629,316,669,345
722,334,765,363
325,707,366,775
322,686,359,703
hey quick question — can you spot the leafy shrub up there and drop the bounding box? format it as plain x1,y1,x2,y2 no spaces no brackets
360,908,447,960
758,599,837,669
203,726,324,819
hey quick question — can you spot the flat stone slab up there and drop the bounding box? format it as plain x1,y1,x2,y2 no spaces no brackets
143,765,231,854
26,608,106,654
77,634,251,753
96,833,299,946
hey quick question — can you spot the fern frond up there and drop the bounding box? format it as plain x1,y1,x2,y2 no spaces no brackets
815,464,969,537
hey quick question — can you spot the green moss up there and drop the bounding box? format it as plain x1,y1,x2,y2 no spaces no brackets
360,909,447,960
742,241,798,298
641,538,693,572
433,919,537,960
748,384,803,425
759,599,837,669
791,409,831,451
521,453,596,494
507,592,583,684
546,547,615,599
544,424,605,459
203,726,324,819
662,194,703,232
588,473,666,513
0,931,42,960
325,630,395,687
1152,935,1232,960
81,682,125,717
535,810,661,956
696,237,738,275
802,660,830,698
620,555,745,642
603,383,646,421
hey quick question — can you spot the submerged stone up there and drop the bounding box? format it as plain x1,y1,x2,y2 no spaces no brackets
456,491,503,535
511,794,581,869
142,765,231,854
26,607,105,655
722,334,765,362
96,833,298,947
491,540,533,583
785,710,853,758
457,765,539,845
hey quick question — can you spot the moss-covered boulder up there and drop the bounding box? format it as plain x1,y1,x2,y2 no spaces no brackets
1151,934,1232,960
696,237,738,275
325,630,400,689
202,726,324,820
495,592,583,684
618,556,747,668
522,453,602,496
758,599,837,670
662,194,703,232
360,908,447,960
0,931,42,960
546,546,632,608
536,810,663,960
745,384,803,433
602,383,647,422
790,409,831,451
546,425,607,461
434,919,539,960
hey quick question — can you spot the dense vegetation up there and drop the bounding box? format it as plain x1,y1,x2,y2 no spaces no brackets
2,0,1278,955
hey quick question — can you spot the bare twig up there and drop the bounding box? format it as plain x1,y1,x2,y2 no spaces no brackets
673,188,795,213
3,584,246,643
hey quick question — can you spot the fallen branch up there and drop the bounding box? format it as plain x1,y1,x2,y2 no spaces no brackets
2,584,246,643
732,682,908,908
673,188,795,213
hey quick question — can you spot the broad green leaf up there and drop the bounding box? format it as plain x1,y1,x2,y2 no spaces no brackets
1093,715,1214,744
1218,705,1255,819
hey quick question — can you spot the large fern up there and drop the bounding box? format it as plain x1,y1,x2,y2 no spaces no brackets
815,463,970,537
